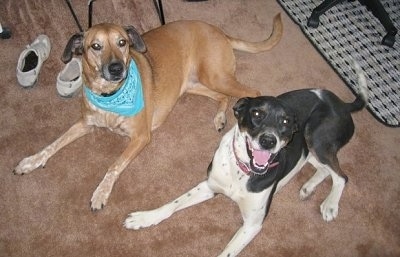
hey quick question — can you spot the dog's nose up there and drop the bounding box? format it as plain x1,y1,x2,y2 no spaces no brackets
108,62,124,76
259,134,277,149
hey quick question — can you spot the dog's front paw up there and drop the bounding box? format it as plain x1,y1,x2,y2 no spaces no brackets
90,195,107,211
90,173,118,211
124,208,169,230
90,184,110,211
320,198,339,222
13,154,46,175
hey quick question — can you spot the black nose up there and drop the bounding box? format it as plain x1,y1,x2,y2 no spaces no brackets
108,62,124,76
259,134,277,149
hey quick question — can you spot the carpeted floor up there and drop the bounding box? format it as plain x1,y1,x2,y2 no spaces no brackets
1,1,399,257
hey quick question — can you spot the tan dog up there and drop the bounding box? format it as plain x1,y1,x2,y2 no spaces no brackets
14,14,283,211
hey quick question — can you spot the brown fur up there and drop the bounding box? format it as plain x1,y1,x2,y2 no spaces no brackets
13,14,283,211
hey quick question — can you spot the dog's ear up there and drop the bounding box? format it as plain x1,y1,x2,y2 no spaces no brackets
61,33,84,64
124,26,147,53
233,97,250,121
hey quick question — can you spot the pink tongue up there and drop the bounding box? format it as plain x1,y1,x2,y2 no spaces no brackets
252,149,271,166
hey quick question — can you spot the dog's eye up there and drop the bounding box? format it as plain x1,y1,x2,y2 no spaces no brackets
251,110,264,121
118,39,127,47
281,117,291,125
91,43,102,51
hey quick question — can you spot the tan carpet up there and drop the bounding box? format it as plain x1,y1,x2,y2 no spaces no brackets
1,1,399,256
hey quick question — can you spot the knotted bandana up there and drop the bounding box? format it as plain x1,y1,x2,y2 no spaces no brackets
84,60,144,117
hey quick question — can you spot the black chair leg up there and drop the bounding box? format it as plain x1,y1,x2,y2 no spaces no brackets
307,0,345,28
360,0,397,47
308,0,397,47
64,0,83,32
153,0,165,25
88,0,96,28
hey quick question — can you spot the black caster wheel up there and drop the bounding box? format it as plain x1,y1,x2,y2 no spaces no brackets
381,33,395,47
307,14,320,28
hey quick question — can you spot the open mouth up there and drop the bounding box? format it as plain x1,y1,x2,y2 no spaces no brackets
246,137,278,175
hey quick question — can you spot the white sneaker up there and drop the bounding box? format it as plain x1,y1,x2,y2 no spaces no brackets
16,34,51,87
56,58,83,97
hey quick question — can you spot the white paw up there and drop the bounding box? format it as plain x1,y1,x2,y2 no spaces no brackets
90,184,111,211
320,198,339,222
214,112,227,132
124,208,169,230
90,192,108,211
13,154,46,175
299,184,314,200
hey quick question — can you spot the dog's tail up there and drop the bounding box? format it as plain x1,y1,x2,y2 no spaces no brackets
346,61,369,113
228,13,283,53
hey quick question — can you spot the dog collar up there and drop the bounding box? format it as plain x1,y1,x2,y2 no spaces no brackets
84,60,144,117
232,134,251,175
232,133,279,176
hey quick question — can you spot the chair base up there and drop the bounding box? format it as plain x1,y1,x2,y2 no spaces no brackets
307,0,397,47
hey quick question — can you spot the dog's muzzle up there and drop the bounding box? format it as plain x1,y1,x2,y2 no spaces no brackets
245,134,280,175
102,61,127,82
259,134,277,149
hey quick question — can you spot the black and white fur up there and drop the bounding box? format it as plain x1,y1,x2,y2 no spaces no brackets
124,62,368,257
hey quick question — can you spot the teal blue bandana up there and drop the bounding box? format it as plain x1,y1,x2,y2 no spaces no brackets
84,60,144,117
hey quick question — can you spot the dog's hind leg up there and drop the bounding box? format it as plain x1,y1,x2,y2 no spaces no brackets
304,146,347,222
188,75,260,132
124,181,215,229
14,120,92,175
304,111,353,221
307,147,347,222
202,74,261,99
300,154,330,200
319,156,346,222
187,85,230,132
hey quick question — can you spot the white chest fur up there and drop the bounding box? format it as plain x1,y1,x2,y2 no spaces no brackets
84,98,133,137
207,125,252,201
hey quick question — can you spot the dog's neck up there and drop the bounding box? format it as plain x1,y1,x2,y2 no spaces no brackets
232,125,279,176
83,59,144,117
232,133,252,175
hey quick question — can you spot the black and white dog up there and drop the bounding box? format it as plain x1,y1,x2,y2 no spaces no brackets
124,63,368,257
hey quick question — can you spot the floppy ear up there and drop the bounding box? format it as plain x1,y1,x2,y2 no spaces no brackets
124,26,147,53
61,33,84,63
233,97,250,121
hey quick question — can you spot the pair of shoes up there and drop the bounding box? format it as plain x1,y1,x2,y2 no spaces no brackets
17,35,82,96
56,58,83,97
16,35,51,87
